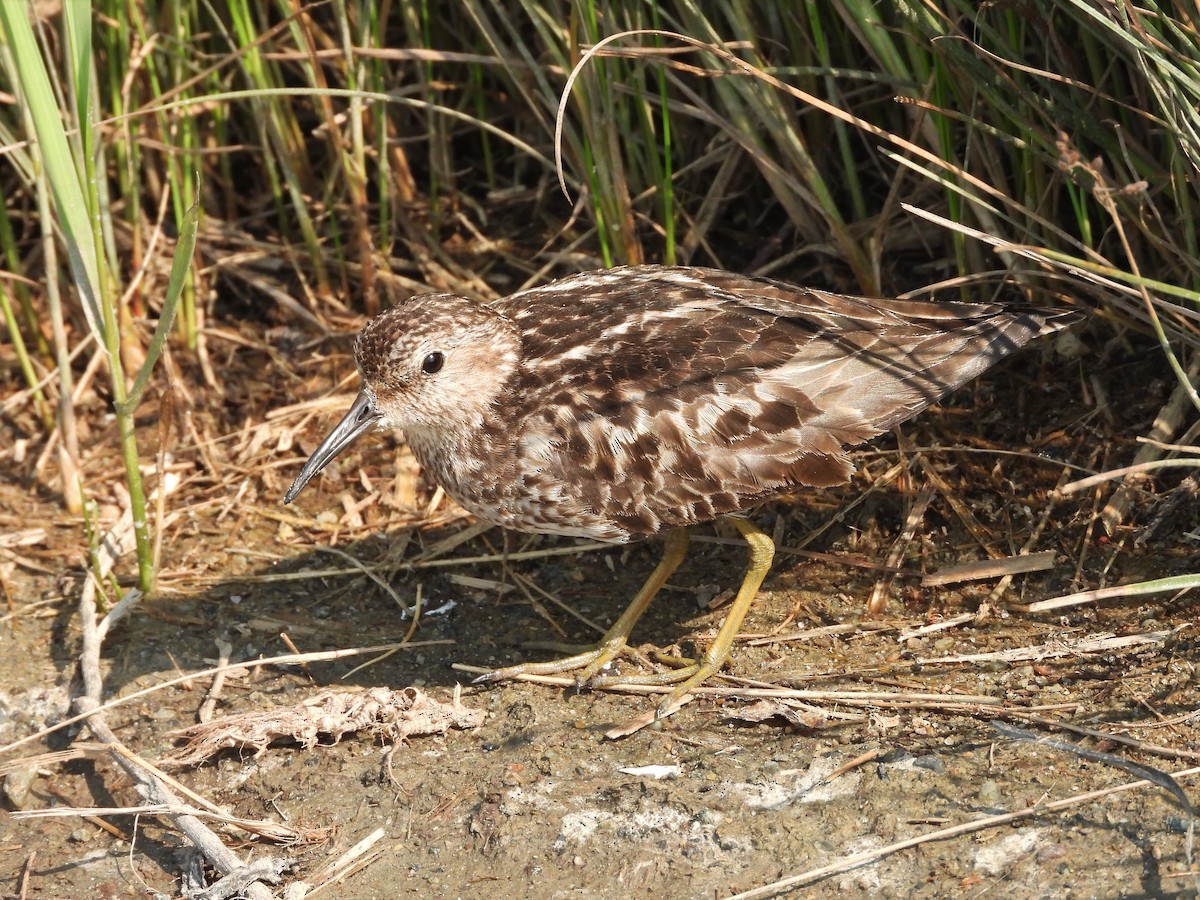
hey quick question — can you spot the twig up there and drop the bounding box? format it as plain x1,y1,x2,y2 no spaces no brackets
2,641,452,756
992,721,1197,814
305,826,388,893
75,567,288,897
727,765,1200,898
193,857,295,900
197,638,233,724
868,486,933,613
17,850,33,900
996,711,1200,763
1009,575,1199,613
1098,354,1200,533
921,550,1056,586
1059,458,1200,495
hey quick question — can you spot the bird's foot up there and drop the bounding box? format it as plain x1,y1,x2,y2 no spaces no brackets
587,652,722,719
475,643,721,719
473,528,692,696
471,636,632,686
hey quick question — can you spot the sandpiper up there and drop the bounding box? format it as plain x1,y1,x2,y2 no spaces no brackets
285,265,1081,717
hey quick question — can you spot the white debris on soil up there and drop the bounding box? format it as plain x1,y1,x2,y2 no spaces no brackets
726,754,862,810
972,828,1046,875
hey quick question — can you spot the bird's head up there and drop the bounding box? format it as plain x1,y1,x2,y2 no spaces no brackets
284,293,520,503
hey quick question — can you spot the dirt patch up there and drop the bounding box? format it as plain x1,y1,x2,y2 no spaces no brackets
1,330,1197,899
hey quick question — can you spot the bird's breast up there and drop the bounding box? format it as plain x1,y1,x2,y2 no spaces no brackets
404,424,636,543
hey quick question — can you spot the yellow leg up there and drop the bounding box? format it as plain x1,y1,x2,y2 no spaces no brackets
474,528,690,685
588,516,775,717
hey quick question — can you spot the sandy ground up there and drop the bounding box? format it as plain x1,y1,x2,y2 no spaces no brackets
1,324,1197,899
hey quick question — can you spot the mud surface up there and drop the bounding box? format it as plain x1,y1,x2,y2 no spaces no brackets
1,324,1197,899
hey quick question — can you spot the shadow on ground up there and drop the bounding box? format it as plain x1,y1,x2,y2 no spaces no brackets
2,340,1197,898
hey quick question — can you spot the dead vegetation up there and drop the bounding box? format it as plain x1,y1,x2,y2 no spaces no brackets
1,1,1198,897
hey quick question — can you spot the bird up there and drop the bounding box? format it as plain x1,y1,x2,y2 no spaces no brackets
284,264,1081,718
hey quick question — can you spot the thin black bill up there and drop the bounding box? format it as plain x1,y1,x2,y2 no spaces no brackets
283,390,380,503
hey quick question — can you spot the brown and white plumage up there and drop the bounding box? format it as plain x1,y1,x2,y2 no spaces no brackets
289,265,1078,539
285,264,1081,716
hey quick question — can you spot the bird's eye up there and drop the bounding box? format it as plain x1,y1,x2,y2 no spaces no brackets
421,351,445,375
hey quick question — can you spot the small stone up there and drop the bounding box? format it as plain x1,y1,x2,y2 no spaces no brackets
3,766,38,810
978,780,1003,805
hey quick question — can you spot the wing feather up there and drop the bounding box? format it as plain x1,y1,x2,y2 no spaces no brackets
483,265,1077,537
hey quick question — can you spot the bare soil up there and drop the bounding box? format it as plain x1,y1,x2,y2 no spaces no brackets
1,317,1197,899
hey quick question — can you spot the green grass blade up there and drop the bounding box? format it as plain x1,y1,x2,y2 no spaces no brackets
119,196,200,415
0,0,103,341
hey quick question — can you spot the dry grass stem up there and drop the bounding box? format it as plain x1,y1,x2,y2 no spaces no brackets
922,550,1057,586
727,765,1200,899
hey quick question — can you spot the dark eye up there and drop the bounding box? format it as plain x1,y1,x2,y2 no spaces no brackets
421,351,445,375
